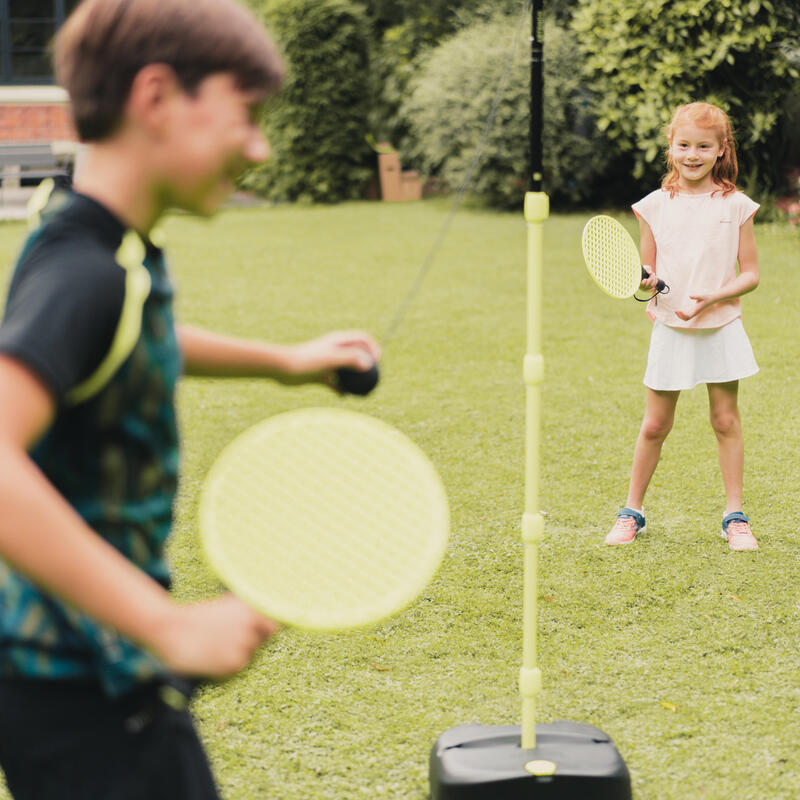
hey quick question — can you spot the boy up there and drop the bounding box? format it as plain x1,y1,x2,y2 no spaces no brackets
0,0,380,797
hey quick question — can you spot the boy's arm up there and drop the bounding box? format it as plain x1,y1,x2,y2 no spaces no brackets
0,355,277,678
674,217,760,321
177,324,380,384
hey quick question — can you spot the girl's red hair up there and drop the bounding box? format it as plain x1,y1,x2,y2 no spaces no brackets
662,102,738,197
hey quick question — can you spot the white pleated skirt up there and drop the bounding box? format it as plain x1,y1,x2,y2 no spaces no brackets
644,318,758,391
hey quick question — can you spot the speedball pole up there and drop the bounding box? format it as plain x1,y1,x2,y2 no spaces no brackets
429,3,632,795
520,0,547,751
529,0,544,192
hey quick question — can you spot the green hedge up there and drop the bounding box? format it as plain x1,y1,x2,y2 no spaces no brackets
362,0,523,152
572,0,800,193
243,0,373,203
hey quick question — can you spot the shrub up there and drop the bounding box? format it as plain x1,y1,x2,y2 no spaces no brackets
572,0,800,194
243,0,373,203
401,15,614,209
362,0,522,162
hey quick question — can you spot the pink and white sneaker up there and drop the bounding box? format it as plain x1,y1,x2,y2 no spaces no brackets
721,512,758,551
604,508,646,545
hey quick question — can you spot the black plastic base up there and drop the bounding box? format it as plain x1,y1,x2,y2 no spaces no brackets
430,721,632,799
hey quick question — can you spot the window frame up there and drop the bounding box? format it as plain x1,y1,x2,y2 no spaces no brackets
0,0,70,85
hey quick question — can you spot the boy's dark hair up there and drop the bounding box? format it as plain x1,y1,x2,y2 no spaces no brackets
55,0,284,142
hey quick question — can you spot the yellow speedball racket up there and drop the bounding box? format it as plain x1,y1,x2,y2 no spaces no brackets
581,215,668,300
198,408,449,631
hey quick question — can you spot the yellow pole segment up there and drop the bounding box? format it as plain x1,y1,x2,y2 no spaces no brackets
520,190,549,750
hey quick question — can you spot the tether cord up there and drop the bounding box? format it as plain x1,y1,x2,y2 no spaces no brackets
380,0,534,346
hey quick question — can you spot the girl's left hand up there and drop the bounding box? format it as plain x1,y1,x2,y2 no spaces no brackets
675,293,713,321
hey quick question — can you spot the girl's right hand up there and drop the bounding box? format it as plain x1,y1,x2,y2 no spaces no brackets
150,593,279,679
640,266,660,291
283,331,381,387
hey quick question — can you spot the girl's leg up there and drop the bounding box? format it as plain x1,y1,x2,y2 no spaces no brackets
605,388,679,544
707,381,743,515
625,388,680,510
707,381,757,550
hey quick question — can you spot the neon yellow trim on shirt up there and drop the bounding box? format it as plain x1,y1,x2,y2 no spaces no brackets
66,230,152,405
26,178,55,229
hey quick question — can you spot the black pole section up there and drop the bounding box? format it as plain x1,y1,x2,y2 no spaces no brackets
529,0,544,192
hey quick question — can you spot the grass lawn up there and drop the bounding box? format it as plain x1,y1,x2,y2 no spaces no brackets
0,200,798,800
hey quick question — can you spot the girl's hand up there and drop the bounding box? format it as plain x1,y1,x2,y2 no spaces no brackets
675,293,713,321
640,267,660,292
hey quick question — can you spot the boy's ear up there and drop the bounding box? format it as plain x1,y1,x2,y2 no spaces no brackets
125,63,183,137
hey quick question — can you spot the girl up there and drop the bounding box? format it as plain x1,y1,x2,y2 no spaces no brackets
606,102,760,551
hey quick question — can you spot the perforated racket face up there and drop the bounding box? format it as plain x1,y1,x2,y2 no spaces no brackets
199,408,449,631
581,215,642,299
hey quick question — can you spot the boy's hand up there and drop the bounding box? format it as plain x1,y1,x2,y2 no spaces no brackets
152,594,279,679
287,331,380,386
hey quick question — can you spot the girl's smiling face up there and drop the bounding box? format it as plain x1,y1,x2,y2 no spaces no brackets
669,123,725,193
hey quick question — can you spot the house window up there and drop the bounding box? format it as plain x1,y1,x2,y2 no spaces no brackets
0,0,80,84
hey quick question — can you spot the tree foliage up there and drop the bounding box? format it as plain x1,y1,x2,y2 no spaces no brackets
243,0,373,203
357,0,519,52
241,0,799,206
572,0,800,193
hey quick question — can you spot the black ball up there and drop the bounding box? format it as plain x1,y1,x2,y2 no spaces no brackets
335,363,380,396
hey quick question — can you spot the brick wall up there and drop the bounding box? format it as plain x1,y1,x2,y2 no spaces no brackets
0,103,77,142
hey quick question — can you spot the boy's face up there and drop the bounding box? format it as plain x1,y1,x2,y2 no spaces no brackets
159,72,269,216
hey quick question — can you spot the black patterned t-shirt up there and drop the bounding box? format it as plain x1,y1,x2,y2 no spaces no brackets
0,189,182,696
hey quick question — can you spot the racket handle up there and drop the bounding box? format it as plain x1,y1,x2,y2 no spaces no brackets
335,362,380,396
641,266,666,293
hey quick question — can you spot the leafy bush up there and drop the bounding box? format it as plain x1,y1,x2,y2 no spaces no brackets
361,0,522,161
572,0,800,194
401,15,614,209
243,0,373,203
